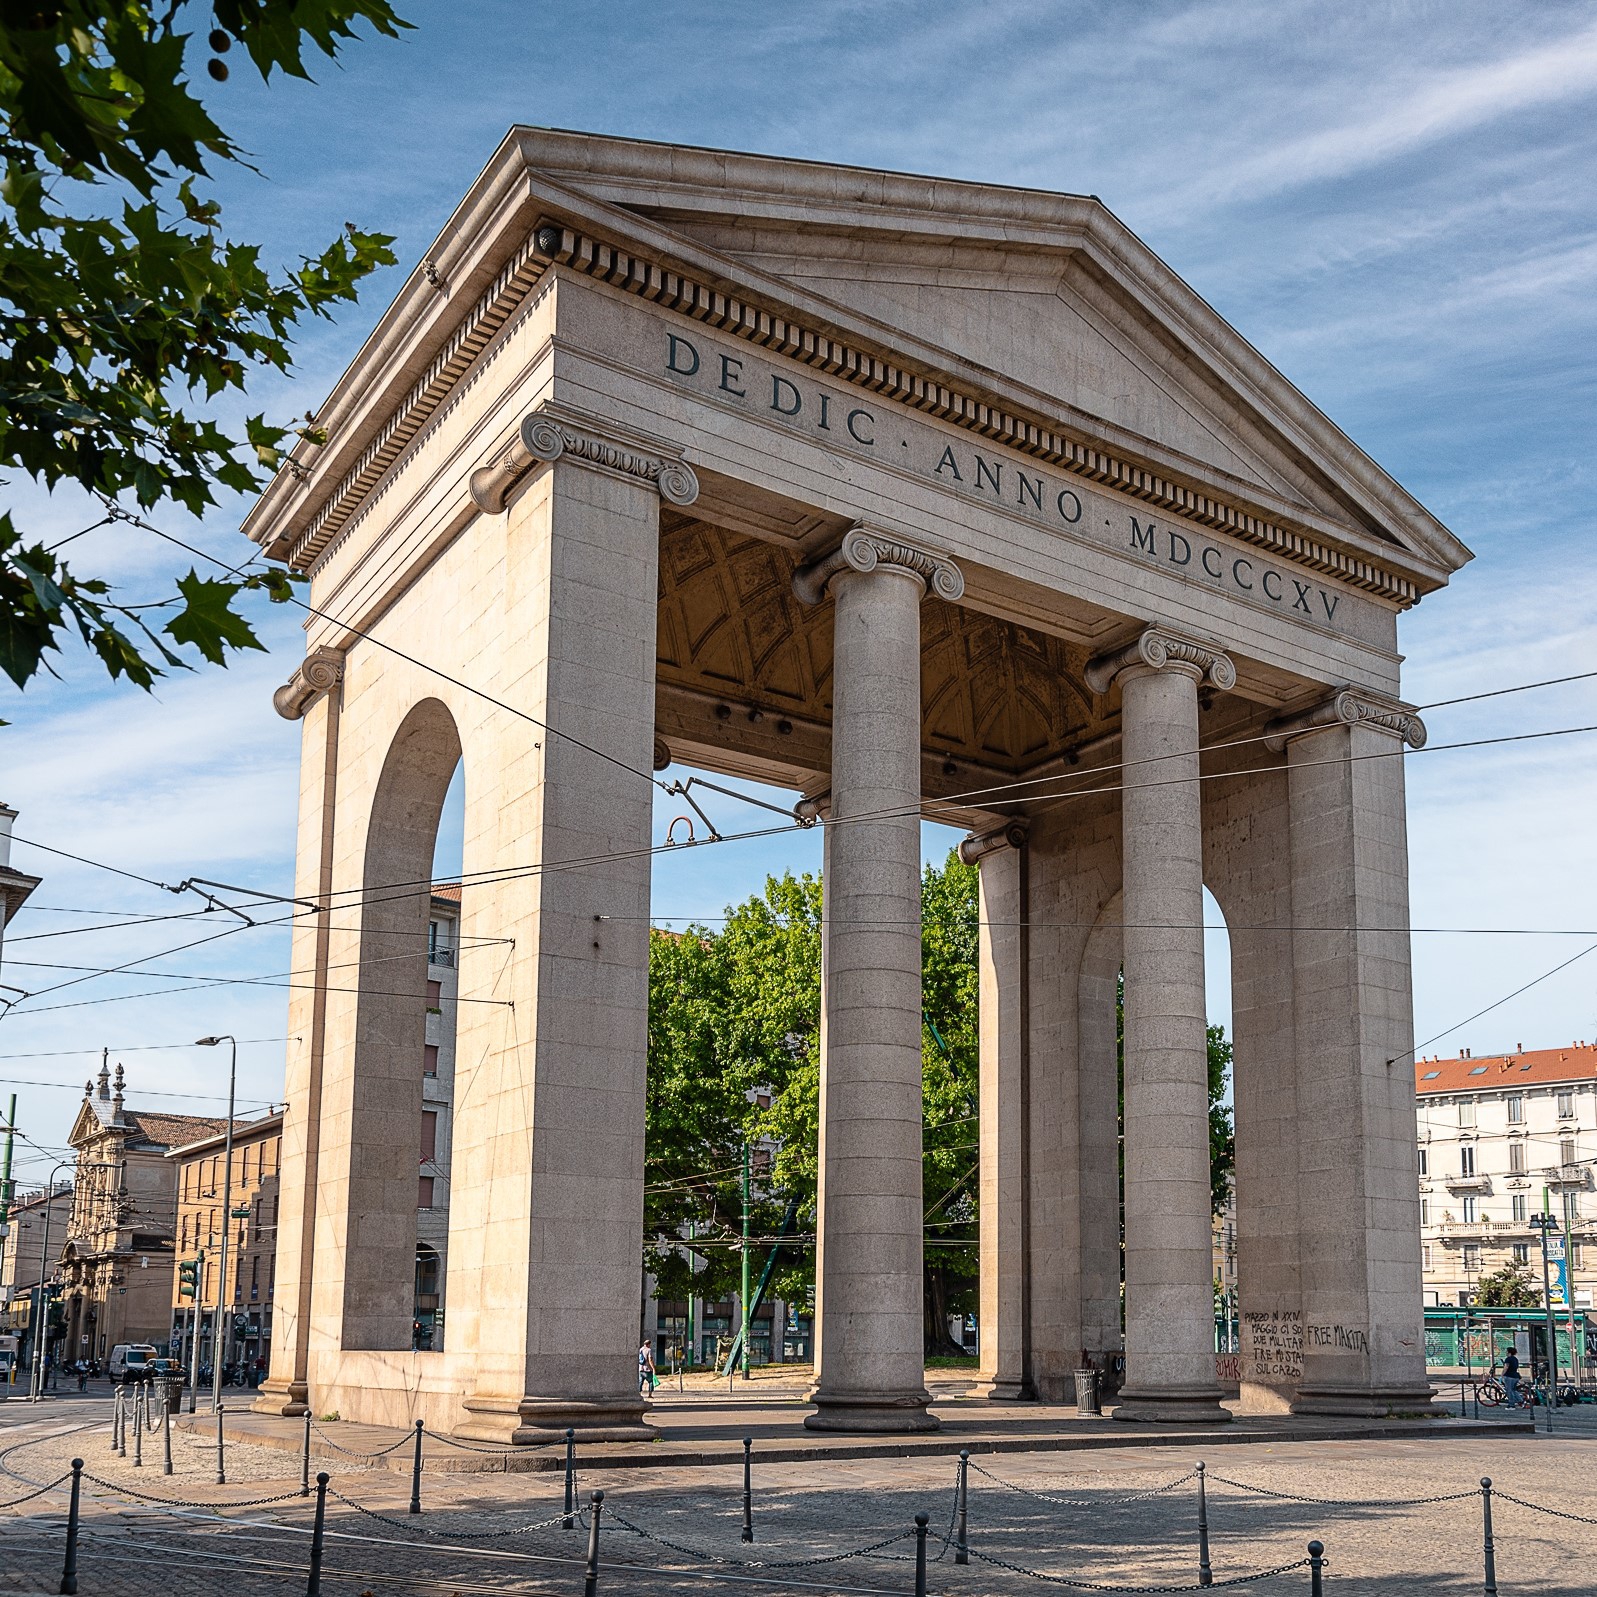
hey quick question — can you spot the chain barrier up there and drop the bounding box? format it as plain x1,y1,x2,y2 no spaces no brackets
306,1418,411,1458
80,1472,307,1510
0,1473,72,1509
966,1545,1315,1591
1205,1474,1477,1509
1493,1491,1597,1527
605,1505,916,1570
968,1460,1202,1509
325,1486,572,1539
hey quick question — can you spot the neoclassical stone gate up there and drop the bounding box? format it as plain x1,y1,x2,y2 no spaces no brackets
249,130,1469,1439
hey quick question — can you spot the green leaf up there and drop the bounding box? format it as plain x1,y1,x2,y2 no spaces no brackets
162,569,265,664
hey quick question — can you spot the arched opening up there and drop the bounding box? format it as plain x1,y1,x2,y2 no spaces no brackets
341,698,462,1351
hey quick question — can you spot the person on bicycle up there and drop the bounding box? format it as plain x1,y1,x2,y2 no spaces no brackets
1502,1346,1522,1408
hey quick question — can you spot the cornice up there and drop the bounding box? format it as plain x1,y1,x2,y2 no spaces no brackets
1085,627,1237,694
467,400,700,515
792,525,964,606
1264,688,1426,751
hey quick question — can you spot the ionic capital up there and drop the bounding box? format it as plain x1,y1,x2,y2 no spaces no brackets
272,646,345,721
468,401,699,515
958,818,1029,866
1084,626,1236,695
1264,689,1426,752
792,525,965,607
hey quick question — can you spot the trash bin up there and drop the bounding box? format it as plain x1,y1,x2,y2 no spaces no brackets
154,1376,183,1415
1074,1368,1100,1415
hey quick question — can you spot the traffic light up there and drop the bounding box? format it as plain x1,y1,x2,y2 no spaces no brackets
177,1259,199,1300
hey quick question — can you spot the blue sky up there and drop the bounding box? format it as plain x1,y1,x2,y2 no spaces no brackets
3,0,1596,1182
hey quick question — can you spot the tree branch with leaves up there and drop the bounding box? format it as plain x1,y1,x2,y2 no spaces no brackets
0,0,408,702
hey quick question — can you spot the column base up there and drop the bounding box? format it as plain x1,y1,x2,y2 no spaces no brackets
254,1376,308,1417
456,1394,654,1445
804,1388,939,1432
1111,1383,1233,1424
1290,1383,1443,1419
972,1378,1033,1403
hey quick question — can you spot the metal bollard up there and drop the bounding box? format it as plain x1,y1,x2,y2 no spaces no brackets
216,1401,226,1486
162,1397,173,1476
914,1512,929,1597
1459,1379,1467,1419
583,1489,605,1597
1307,1539,1324,1597
742,1435,754,1543
117,1386,127,1458
306,1471,329,1597
409,1419,424,1515
1197,1460,1212,1586
955,1449,969,1565
59,1457,83,1595
563,1427,576,1529
110,1386,121,1454
1481,1477,1497,1596
132,1383,143,1468
301,1409,311,1497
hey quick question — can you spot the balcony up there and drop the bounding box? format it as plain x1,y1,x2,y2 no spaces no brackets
428,947,455,969
1541,1165,1592,1190
1444,1174,1492,1194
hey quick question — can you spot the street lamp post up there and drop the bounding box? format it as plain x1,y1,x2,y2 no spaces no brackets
196,1036,237,1412
1531,1209,1563,1409
28,1161,72,1403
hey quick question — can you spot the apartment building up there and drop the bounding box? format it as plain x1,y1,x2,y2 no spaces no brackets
417,886,460,1349
168,1110,283,1377
1417,1042,1597,1308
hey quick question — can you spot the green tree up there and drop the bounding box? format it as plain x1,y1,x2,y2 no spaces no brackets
1207,1024,1235,1217
1,0,407,698
1474,1263,1541,1309
642,854,984,1355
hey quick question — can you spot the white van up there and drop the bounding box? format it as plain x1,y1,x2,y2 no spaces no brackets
108,1344,158,1383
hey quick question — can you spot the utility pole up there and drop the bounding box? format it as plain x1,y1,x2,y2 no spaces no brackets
0,1094,15,1317
740,1140,751,1380
186,1251,205,1413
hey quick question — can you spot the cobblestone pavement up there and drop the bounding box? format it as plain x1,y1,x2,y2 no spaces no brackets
4,1396,1596,1594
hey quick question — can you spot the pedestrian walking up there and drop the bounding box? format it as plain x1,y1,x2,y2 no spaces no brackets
638,1340,656,1396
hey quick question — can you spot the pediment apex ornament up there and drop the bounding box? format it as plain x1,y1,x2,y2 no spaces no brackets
792,526,965,606
1084,626,1236,695
1264,688,1427,752
958,818,1030,866
272,646,345,721
468,402,700,515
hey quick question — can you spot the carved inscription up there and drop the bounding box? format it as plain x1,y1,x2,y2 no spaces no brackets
661,328,1359,635
1242,1309,1303,1381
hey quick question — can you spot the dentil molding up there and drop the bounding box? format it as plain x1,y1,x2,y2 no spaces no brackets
468,401,700,515
1264,688,1427,751
792,525,965,606
1084,626,1236,695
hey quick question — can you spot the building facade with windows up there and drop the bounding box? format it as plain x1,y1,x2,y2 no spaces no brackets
416,887,460,1350
1416,1043,1597,1308
168,1110,283,1378
58,1064,227,1360
0,1184,74,1376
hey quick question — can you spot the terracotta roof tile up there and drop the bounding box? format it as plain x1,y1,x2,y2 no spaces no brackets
431,882,462,904
1415,1043,1597,1094
122,1111,232,1149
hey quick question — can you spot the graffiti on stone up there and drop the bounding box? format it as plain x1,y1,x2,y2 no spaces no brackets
1242,1309,1303,1380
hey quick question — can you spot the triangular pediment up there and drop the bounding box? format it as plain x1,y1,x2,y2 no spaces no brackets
516,130,1470,585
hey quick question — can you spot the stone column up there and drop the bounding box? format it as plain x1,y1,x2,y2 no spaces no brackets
1085,627,1234,1424
962,820,1030,1401
445,403,698,1442
256,648,344,1418
794,526,963,1433
1267,690,1438,1415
